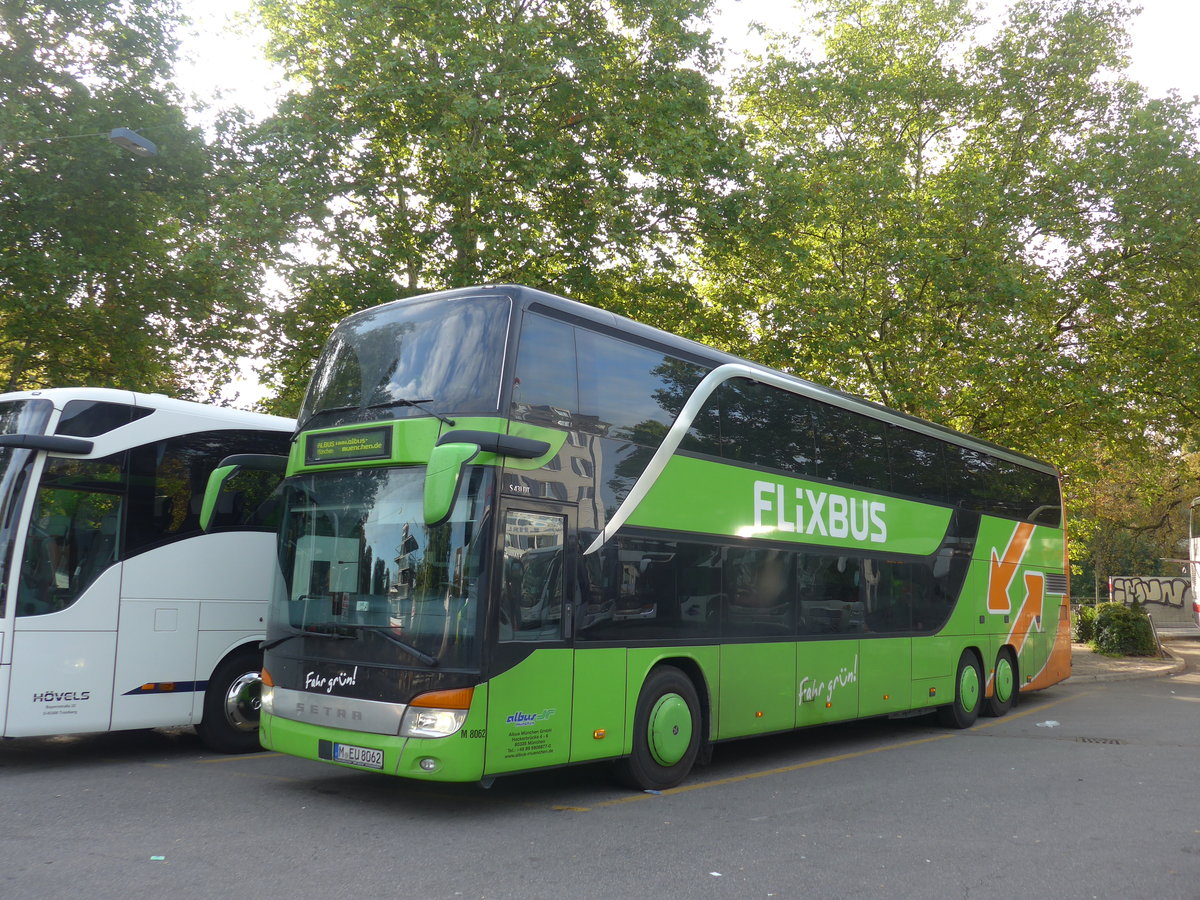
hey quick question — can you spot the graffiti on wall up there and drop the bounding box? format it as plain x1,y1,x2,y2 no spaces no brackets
1109,576,1192,610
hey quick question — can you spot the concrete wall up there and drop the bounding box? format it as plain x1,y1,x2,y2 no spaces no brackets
1109,576,1197,630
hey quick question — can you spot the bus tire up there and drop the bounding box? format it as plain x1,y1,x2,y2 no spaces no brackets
982,648,1018,718
615,665,701,791
938,651,982,729
196,647,264,754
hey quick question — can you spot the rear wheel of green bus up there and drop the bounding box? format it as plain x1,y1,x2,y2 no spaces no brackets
616,666,701,791
982,648,1018,718
938,651,982,729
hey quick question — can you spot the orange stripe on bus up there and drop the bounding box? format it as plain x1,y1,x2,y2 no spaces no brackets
988,521,1035,613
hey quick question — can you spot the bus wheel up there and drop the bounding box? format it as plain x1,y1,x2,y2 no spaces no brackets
196,648,264,754
616,666,701,791
982,648,1018,718
938,651,982,729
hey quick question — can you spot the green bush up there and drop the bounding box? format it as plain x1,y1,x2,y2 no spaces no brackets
1073,604,1097,642
1091,601,1157,657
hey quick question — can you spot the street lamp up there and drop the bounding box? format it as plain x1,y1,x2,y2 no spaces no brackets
108,127,157,157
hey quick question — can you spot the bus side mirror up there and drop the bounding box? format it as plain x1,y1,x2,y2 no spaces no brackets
424,442,480,527
422,431,551,527
201,453,288,532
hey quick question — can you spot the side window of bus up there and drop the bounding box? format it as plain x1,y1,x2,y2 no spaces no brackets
719,380,817,476
575,330,708,443
55,400,152,437
500,511,565,642
16,454,125,617
510,315,579,429
863,560,914,633
887,425,948,502
724,547,795,636
814,404,890,491
578,537,721,640
797,554,866,636
125,430,290,555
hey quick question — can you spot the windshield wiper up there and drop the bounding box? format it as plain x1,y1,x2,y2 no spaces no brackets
334,624,440,667
260,625,357,651
362,398,456,428
297,398,455,433
294,404,361,433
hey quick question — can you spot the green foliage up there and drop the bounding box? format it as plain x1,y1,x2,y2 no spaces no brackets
700,0,1200,556
1073,603,1097,643
249,0,738,412
0,0,272,396
1091,601,1157,657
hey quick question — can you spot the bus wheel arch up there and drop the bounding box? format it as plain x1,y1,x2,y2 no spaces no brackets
615,663,705,790
938,648,983,729
982,646,1018,718
196,644,264,754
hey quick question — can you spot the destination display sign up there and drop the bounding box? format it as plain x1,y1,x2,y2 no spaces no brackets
304,426,393,465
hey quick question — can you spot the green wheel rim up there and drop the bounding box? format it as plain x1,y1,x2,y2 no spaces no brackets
959,663,981,713
994,656,1014,704
648,693,693,767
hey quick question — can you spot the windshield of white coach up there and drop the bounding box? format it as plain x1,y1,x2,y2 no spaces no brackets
0,398,54,615
273,466,494,671
298,295,511,429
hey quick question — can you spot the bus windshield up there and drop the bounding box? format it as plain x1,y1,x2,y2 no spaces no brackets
273,466,493,671
0,398,54,613
299,295,511,430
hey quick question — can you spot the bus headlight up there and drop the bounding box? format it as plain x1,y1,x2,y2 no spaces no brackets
401,708,468,738
260,667,275,715
399,687,473,738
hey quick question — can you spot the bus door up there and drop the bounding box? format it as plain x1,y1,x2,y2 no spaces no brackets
483,504,574,776
4,453,124,737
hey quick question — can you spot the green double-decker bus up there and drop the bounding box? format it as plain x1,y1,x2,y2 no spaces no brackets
227,285,1070,789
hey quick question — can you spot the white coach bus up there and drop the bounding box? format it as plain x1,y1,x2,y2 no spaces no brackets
1190,497,1200,629
0,388,293,752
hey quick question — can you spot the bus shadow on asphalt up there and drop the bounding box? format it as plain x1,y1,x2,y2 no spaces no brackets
0,726,208,771
263,712,969,814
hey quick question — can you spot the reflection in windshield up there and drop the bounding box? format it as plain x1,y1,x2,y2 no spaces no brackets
274,466,493,671
299,295,511,429
0,399,54,616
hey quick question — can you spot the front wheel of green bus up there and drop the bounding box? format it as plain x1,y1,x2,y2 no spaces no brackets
616,666,702,791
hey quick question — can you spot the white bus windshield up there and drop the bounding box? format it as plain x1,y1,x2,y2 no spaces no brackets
0,398,54,615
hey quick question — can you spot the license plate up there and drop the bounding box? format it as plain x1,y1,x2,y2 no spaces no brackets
332,742,384,770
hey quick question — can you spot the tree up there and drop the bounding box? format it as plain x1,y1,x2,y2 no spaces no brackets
249,0,737,413
701,0,1200,563
0,0,274,396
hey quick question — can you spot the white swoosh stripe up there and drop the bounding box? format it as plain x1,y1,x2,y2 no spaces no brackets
584,362,820,555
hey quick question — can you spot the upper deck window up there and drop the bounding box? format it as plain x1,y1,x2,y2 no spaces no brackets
510,312,709,442
300,295,512,428
56,400,152,437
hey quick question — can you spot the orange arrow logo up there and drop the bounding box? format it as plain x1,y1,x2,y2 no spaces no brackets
1010,572,1046,655
988,522,1035,613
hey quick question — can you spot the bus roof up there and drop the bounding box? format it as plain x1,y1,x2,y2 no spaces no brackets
0,387,294,432
342,285,1057,475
